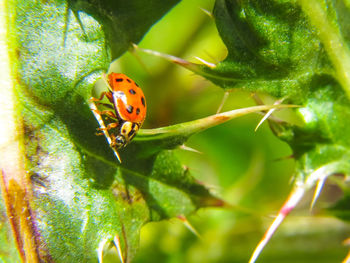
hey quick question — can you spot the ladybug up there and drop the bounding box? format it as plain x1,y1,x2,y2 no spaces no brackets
90,73,146,162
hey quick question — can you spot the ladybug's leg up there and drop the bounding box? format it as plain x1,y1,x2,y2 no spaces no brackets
100,110,117,119
90,91,113,103
90,92,108,102
97,122,118,131
91,109,117,119
109,134,116,145
96,122,118,135
95,103,114,110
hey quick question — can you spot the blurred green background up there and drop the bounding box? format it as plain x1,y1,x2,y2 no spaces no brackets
107,0,350,262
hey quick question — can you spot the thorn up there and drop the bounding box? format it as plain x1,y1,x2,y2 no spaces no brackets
129,46,152,74
113,235,125,263
199,7,213,18
112,147,122,163
177,215,202,240
251,93,264,105
305,163,337,190
310,176,327,211
179,144,202,154
130,42,138,52
249,186,305,263
254,108,274,131
89,100,122,163
255,98,284,132
97,238,108,263
132,43,192,67
216,91,229,114
132,43,214,76
195,178,222,191
343,250,350,263
271,155,294,162
193,56,216,68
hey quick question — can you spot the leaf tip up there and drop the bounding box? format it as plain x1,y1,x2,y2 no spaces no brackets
97,238,108,263
179,144,202,154
177,215,202,239
216,91,230,114
201,195,227,208
310,177,327,211
199,7,214,18
254,98,285,131
194,56,216,68
249,186,305,263
113,235,125,263
132,45,205,71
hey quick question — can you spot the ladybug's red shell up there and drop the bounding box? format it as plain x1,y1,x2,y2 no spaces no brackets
108,73,146,125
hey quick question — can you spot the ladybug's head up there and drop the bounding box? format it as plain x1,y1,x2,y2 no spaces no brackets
114,121,140,148
114,135,127,148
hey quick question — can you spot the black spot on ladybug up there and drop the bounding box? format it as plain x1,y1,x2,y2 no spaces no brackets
116,78,123,82
126,79,131,83
126,105,134,114
129,89,136,95
141,96,145,107
135,82,139,87
136,108,140,115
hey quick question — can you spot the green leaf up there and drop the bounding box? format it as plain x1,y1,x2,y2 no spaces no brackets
177,1,350,261
68,0,180,59
203,0,326,98
194,0,350,189
5,0,348,261
2,0,219,262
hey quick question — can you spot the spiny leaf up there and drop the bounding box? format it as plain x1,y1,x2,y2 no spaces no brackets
201,0,350,205
141,0,350,262
205,1,350,262
2,0,199,262
127,104,297,159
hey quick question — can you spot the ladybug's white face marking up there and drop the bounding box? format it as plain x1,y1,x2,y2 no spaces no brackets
120,121,139,142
